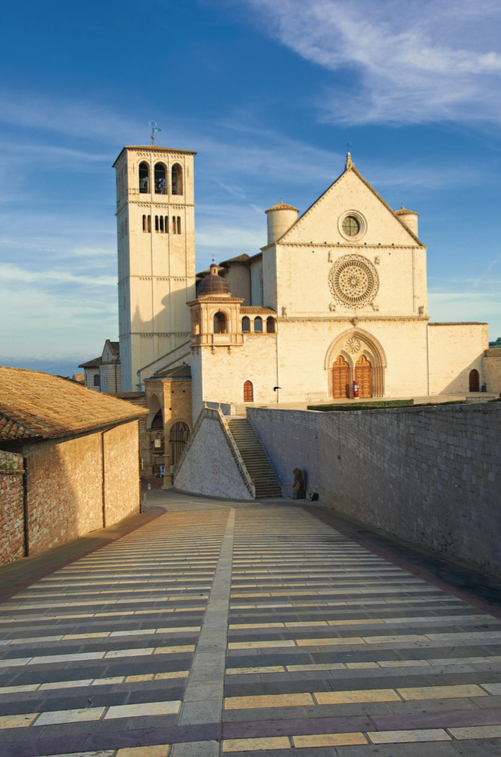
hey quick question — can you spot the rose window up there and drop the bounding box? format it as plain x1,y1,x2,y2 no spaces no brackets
329,254,379,309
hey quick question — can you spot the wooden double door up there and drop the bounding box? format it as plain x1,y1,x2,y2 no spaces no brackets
332,354,372,399
355,355,372,398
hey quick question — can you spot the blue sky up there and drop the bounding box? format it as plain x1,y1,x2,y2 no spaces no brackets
1,0,500,376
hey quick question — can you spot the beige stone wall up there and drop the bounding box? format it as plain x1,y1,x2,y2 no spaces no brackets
103,422,140,526
174,416,250,499
25,434,103,553
249,403,501,572
192,334,278,417
276,318,429,401
0,451,25,565
23,421,141,554
484,349,501,394
428,323,488,394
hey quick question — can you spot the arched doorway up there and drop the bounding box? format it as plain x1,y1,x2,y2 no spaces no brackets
169,422,190,466
469,369,480,392
332,356,349,399
244,380,254,402
355,355,372,398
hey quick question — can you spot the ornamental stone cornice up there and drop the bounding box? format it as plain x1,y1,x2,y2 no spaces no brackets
261,242,427,250
277,315,430,323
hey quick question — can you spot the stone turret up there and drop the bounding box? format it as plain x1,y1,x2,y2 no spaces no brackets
265,201,299,245
395,207,419,237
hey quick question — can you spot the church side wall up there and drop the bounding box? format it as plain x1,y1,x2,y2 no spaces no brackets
249,403,501,572
174,416,250,500
428,323,488,394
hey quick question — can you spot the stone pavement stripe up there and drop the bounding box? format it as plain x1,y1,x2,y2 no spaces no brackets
450,725,501,739
368,728,451,744
222,737,291,751
174,508,235,729
0,512,165,607
305,506,501,621
371,706,501,731
292,732,367,747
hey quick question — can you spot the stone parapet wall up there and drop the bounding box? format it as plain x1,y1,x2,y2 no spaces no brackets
174,411,252,500
0,451,25,565
249,403,501,572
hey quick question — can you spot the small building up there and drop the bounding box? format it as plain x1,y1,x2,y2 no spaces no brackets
79,340,121,392
0,366,148,562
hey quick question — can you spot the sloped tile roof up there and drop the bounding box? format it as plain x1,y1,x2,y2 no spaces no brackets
78,356,101,368
0,366,148,442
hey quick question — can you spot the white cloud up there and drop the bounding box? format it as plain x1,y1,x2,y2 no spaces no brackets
242,0,501,125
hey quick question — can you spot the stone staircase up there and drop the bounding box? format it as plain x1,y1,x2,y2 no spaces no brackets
227,418,282,499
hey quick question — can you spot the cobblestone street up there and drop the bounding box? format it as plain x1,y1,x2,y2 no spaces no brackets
0,493,501,756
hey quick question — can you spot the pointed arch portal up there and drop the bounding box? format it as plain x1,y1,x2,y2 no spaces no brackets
325,328,386,398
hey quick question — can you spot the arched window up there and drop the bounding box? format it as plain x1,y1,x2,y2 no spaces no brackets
154,163,167,194
151,409,163,429
147,215,151,233
177,216,181,234
165,216,169,233
214,311,227,334
242,317,250,332
244,380,254,402
142,215,146,232
469,369,480,392
159,216,164,232
266,317,276,333
170,421,190,466
155,215,159,232
93,374,100,387
139,162,149,193
254,316,263,333
172,216,176,234
171,163,183,195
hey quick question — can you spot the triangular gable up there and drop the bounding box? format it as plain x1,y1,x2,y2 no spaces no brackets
272,163,425,248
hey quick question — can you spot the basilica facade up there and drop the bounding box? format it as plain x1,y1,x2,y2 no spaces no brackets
111,145,489,475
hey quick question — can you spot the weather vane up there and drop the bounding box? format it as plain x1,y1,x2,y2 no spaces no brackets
149,120,162,144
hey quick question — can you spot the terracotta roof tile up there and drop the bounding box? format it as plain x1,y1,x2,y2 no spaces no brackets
0,366,148,442
265,201,299,214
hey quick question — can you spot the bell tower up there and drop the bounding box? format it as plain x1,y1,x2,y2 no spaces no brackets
113,145,197,391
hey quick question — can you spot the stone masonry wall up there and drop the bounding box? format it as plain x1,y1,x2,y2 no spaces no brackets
103,421,140,527
0,451,25,565
24,434,104,553
175,416,250,500
484,350,501,394
249,403,501,572
24,422,140,555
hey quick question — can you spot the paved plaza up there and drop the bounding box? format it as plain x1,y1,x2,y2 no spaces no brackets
0,492,501,757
